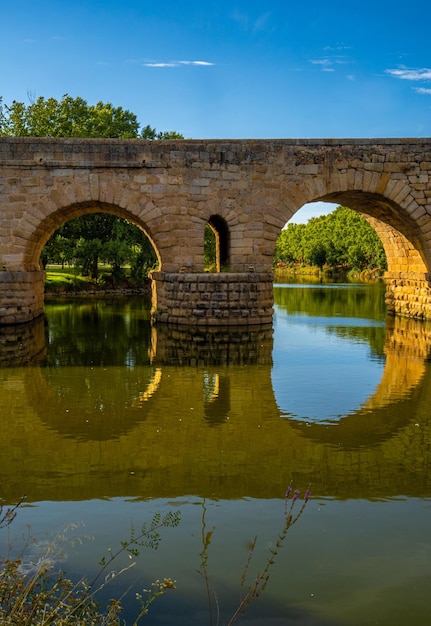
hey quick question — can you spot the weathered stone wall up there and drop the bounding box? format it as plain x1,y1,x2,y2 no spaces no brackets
0,270,45,324
150,271,274,326
385,271,431,319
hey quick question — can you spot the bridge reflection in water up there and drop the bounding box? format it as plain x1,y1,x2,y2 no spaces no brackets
1,304,431,505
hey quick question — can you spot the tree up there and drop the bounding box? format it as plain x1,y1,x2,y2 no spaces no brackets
275,206,387,272
0,95,186,140
47,214,159,282
0,95,141,138
308,242,327,270
141,124,184,140
274,223,307,265
75,238,103,279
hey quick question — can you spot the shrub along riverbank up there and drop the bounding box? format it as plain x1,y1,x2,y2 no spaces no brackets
1,488,310,624
44,266,151,296
273,264,385,284
45,264,384,298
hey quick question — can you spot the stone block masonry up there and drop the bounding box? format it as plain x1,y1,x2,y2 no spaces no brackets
150,323,274,365
150,271,274,326
0,271,45,324
385,271,431,320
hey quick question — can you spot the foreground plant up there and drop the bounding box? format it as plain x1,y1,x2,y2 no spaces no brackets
198,484,311,626
0,497,180,625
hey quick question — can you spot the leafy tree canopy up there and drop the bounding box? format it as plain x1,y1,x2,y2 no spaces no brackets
275,206,387,272
0,94,184,139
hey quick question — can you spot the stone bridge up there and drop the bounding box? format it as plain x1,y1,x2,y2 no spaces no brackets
1,136,431,325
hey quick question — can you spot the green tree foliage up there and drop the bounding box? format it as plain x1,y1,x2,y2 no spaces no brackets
44,214,158,283
275,206,387,272
0,94,140,138
0,95,184,139
141,123,185,140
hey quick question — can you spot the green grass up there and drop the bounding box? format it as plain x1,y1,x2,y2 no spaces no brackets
45,270,93,293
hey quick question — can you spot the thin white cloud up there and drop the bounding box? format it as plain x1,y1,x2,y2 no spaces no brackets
144,62,177,67
231,10,272,33
324,44,351,52
310,56,350,71
179,61,214,66
415,87,431,95
386,67,431,81
253,12,271,33
142,60,214,68
311,59,332,66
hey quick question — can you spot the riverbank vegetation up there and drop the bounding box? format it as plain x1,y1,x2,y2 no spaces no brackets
0,497,180,625
274,206,387,280
1,488,310,624
43,213,158,292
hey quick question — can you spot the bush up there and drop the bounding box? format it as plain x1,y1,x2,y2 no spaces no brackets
1,486,310,625
0,497,180,625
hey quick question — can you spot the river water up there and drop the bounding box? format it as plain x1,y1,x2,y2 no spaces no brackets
1,281,430,625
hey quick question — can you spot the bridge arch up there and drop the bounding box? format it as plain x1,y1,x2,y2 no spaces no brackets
25,201,162,273
271,167,431,319
206,214,230,271
321,190,429,275
276,179,430,276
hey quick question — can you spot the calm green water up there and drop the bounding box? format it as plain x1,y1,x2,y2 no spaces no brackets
1,282,431,625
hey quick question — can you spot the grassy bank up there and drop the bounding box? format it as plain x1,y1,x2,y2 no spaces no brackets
44,265,151,295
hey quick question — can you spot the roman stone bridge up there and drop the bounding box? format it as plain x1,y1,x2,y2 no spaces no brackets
1,136,431,325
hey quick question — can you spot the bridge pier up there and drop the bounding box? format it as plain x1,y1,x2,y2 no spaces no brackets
385,272,431,320
0,271,45,325
150,271,274,326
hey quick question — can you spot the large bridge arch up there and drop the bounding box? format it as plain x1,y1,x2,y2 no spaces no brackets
1,137,431,324
25,201,163,273
272,167,431,319
282,191,429,275
321,190,430,274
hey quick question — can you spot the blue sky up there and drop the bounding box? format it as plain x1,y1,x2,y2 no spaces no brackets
2,0,431,221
